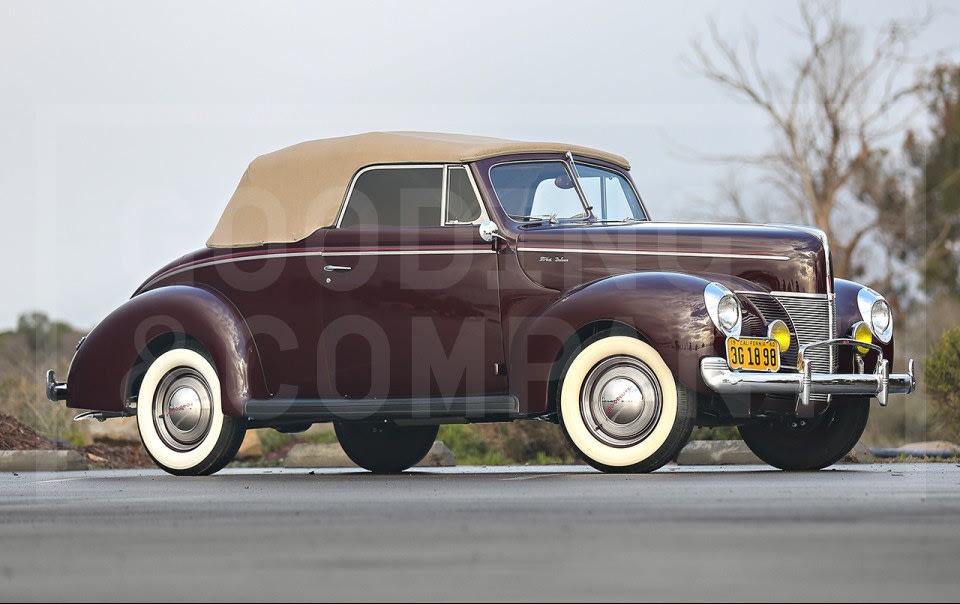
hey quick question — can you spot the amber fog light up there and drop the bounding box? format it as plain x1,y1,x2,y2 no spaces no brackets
851,321,873,355
767,319,791,351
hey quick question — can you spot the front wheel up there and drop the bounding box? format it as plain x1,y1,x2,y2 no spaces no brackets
335,422,438,473
558,335,695,473
137,348,247,476
738,397,870,471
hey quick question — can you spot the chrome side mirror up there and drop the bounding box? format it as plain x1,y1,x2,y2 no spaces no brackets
479,220,504,243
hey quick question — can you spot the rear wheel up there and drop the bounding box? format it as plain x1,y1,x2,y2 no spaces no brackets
335,422,438,473
136,348,247,476
738,397,870,470
558,334,695,473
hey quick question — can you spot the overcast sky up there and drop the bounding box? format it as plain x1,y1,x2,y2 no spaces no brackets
0,0,956,331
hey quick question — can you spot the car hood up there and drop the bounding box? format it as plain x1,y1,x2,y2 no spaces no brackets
515,222,830,293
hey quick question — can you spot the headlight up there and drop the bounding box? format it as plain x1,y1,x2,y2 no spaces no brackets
871,300,891,333
718,296,740,331
856,287,893,343
704,282,742,337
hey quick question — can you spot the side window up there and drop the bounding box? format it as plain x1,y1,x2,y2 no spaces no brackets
340,167,443,227
445,166,483,224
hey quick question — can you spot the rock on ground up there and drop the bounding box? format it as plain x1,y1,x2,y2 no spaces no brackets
843,441,876,463
419,440,457,467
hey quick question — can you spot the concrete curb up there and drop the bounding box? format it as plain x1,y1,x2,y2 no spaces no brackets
284,440,456,469
676,440,762,465
0,450,89,472
870,440,960,459
284,443,353,468
677,439,875,465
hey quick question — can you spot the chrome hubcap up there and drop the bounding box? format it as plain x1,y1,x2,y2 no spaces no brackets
153,367,212,451
581,356,662,447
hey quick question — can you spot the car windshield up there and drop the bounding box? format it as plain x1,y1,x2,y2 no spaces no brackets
489,161,589,222
572,164,646,221
490,160,645,223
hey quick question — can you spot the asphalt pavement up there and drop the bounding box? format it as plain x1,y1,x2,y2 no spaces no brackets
1,463,958,602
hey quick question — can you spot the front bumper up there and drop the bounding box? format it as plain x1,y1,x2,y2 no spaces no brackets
700,338,915,408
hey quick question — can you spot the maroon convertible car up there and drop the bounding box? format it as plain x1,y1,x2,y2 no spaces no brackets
47,132,914,475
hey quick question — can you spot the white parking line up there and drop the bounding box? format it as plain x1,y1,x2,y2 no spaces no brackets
32,477,88,485
500,474,552,481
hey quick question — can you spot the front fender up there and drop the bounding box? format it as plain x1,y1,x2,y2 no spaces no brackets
509,272,725,414
834,278,894,370
66,285,268,416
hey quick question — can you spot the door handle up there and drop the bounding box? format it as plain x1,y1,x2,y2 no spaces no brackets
323,265,352,272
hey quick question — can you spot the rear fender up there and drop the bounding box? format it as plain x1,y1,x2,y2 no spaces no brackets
66,285,267,416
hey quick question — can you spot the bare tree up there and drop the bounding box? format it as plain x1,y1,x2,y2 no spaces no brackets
688,0,934,281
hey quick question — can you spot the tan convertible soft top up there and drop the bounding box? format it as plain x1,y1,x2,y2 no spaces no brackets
207,131,631,248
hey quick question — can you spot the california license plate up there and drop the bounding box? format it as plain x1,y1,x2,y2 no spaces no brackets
726,337,780,372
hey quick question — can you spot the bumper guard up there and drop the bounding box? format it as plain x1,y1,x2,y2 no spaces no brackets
701,338,915,408
45,369,68,402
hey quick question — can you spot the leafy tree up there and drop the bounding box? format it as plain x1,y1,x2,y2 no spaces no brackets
16,312,54,354
906,65,960,296
925,326,960,439
858,64,960,301
15,311,74,356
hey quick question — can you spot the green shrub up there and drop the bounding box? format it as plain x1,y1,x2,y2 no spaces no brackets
925,326,960,439
256,429,292,454
439,422,578,466
437,424,495,465
690,425,741,440
0,314,84,442
303,429,338,444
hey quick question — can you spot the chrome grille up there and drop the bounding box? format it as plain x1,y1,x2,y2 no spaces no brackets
739,292,836,381
746,295,791,326
774,295,837,375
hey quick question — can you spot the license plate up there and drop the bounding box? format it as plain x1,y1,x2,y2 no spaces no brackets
726,337,780,372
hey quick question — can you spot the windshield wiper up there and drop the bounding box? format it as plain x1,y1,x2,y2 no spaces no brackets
511,213,559,226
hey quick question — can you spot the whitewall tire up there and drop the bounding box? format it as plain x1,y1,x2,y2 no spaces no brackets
136,348,247,476
559,335,695,473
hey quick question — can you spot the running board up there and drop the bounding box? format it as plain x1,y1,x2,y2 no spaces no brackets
243,396,521,422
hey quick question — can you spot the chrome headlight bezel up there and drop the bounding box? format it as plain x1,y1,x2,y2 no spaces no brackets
856,287,893,343
704,282,742,337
